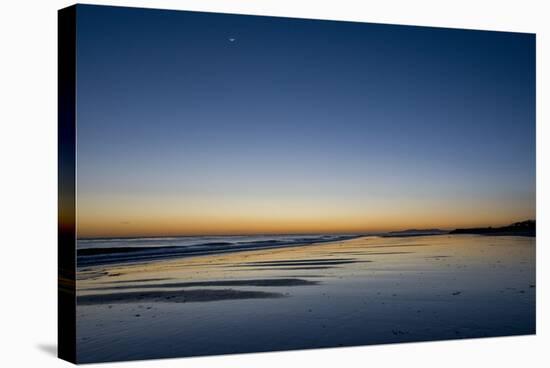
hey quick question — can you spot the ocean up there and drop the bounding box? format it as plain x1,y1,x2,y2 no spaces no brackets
77,234,362,267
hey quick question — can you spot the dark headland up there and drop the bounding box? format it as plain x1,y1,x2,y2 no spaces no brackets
449,220,535,237
383,220,535,238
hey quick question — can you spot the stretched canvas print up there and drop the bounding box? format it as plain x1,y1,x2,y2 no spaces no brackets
58,4,536,364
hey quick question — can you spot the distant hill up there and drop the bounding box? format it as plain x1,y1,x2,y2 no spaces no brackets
384,229,449,237
449,220,535,237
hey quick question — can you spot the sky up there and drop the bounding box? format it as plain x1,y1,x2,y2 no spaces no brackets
75,5,535,238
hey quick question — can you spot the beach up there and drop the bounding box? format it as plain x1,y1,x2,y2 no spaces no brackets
76,234,535,363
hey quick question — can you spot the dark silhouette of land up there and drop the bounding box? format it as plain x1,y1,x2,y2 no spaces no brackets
450,220,535,237
384,229,448,237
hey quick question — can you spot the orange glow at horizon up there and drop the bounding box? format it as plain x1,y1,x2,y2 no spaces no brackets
76,194,535,238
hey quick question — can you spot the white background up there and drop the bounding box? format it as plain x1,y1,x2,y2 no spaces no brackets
0,0,548,366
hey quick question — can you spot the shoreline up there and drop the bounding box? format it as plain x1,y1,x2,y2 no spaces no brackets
77,231,536,269
77,234,365,268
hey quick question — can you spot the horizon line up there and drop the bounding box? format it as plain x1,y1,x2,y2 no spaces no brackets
76,219,535,240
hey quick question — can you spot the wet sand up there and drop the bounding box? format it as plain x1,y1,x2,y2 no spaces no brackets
76,234,535,363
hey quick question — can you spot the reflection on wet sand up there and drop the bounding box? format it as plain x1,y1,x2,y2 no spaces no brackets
231,258,369,267
84,278,319,292
78,288,285,305
76,234,535,363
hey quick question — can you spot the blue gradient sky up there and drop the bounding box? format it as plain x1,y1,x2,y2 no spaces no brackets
75,5,535,237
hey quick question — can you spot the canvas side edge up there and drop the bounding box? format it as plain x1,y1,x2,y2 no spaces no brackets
58,4,77,364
